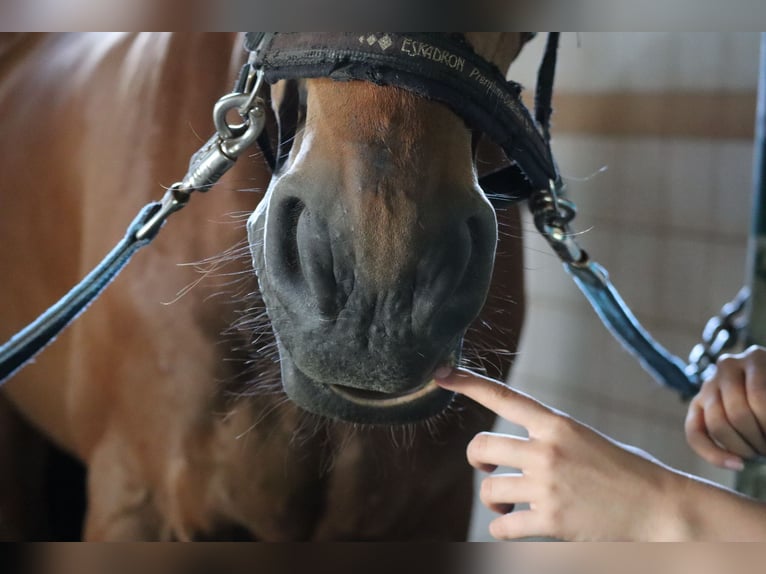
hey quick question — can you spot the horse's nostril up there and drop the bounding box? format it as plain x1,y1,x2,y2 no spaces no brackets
421,209,495,339
269,195,340,318
281,198,305,275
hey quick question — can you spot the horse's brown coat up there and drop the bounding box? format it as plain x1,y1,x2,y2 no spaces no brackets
0,33,527,540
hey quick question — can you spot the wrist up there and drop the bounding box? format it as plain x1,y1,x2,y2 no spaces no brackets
655,469,766,541
650,469,701,541
618,461,696,541
634,464,710,541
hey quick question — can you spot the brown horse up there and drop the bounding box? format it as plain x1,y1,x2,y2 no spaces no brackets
0,33,528,540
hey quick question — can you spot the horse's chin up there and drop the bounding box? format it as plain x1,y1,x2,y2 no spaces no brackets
277,341,457,425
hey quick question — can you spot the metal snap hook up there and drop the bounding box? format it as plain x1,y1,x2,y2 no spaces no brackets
213,92,266,159
220,107,265,158
213,68,266,142
214,93,254,140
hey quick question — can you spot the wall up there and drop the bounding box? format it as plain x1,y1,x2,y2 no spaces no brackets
469,32,761,541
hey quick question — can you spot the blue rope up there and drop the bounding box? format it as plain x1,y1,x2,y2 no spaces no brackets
566,260,699,399
0,201,163,385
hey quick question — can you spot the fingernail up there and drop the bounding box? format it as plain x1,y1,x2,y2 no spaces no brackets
724,457,745,471
433,365,454,380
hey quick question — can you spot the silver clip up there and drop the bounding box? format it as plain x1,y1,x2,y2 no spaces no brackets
134,70,266,239
529,179,583,264
134,184,190,241
181,134,237,192
181,81,266,192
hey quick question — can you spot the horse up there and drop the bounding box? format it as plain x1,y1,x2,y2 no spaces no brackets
0,32,530,540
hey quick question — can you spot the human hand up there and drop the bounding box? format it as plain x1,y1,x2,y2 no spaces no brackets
437,369,696,540
685,345,766,470
436,368,683,541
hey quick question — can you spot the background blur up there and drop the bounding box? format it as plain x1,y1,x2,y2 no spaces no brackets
2,1,765,31
470,32,761,541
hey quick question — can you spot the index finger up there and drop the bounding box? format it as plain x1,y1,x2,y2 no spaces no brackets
436,367,555,430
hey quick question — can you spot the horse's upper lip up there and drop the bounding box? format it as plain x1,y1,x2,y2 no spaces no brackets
328,379,440,408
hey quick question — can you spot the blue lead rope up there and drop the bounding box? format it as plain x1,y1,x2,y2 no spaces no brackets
0,202,162,385
565,260,700,399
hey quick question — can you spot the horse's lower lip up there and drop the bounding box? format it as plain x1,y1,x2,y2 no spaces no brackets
276,339,460,424
328,379,440,407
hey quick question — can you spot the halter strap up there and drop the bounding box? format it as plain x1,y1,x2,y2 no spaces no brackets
534,32,560,145
245,32,558,197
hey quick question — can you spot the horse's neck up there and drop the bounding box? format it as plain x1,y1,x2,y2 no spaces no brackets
87,33,245,134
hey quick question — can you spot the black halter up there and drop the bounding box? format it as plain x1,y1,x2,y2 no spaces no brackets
243,32,560,203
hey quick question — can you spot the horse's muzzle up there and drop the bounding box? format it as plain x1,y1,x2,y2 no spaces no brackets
247,172,497,423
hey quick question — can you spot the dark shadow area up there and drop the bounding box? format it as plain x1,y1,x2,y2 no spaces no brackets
43,443,86,541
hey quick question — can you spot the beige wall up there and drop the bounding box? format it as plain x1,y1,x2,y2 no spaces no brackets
469,32,761,541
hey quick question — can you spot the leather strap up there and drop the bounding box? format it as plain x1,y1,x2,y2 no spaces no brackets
245,32,557,197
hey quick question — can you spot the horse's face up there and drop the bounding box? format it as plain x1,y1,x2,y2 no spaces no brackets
248,33,530,423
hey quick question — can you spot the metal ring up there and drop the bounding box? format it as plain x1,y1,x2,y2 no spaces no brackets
220,108,266,158
213,93,252,140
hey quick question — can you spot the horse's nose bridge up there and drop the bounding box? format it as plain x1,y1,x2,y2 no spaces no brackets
351,189,421,289
303,77,476,180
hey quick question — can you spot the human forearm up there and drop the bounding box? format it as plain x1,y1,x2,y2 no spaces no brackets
661,471,766,541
